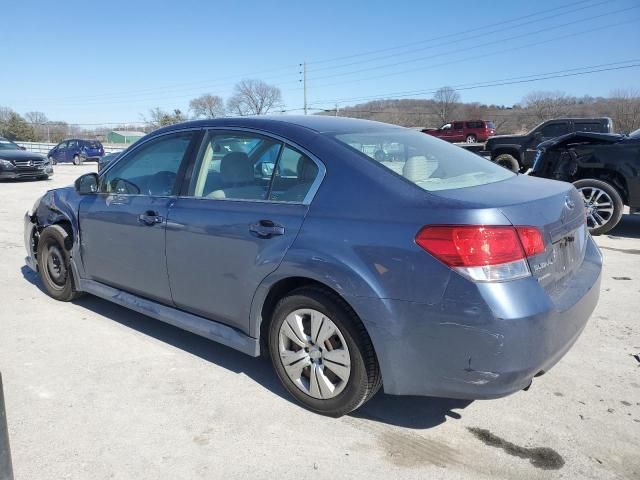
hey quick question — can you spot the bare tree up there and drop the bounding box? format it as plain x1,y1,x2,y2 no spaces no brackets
24,111,49,141
608,88,640,133
432,86,460,124
189,94,225,119
522,91,573,125
227,79,283,116
144,107,187,130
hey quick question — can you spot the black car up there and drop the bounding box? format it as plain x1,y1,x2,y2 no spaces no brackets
486,118,613,172
531,128,640,235
97,150,124,172
48,139,104,165
0,137,53,180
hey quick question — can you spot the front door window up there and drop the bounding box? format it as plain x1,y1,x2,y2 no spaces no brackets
101,131,194,196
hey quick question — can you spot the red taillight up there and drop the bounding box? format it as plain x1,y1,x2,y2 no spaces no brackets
416,226,529,267
415,225,545,282
515,226,545,257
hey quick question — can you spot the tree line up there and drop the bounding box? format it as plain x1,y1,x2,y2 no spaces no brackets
0,79,283,142
2,82,639,143
326,87,640,134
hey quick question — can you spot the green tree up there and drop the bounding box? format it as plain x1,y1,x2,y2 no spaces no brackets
0,110,36,141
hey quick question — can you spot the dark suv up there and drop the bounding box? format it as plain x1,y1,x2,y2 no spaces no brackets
422,120,495,143
48,139,104,165
531,128,640,235
486,118,613,172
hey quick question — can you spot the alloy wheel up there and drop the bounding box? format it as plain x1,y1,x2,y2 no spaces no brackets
578,186,614,229
278,308,351,400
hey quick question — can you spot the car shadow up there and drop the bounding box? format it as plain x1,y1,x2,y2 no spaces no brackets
21,265,470,429
351,392,472,429
607,213,640,239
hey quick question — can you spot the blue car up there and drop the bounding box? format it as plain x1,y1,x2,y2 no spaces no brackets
48,139,104,165
24,116,602,416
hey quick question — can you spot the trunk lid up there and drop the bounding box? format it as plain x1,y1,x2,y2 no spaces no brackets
430,174,588,290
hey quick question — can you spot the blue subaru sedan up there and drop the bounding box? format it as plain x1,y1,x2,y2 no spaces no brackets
24,116,602,416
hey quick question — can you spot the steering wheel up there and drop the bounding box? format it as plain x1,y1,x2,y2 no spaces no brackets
147,171,177,196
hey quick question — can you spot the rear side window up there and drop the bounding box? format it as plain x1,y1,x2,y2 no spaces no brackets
452,122,464,130
465,121,483,129
190,132,281,200
541,123,569,137
333,128,514,192
190,131,321,203
270,147,319,202
574,122,603,133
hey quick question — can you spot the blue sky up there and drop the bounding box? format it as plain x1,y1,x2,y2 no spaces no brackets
1,0,638,125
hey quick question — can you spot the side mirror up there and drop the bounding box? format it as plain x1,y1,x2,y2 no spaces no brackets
74,173,99,195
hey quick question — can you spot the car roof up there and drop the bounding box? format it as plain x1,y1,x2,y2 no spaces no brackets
154,115,405,136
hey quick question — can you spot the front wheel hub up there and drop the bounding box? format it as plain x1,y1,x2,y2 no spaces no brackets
278,308,351,400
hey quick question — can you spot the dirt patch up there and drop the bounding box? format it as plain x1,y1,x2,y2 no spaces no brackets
468,427,564,470
377,430,457,468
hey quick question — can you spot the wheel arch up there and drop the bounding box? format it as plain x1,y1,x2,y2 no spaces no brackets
252,269,381,361
31,190,83,286
574,168,629,205
491,146,522,161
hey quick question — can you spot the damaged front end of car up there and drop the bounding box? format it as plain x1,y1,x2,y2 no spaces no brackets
24,187,82,279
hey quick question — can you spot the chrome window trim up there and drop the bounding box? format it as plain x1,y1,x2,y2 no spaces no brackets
179,126,326,206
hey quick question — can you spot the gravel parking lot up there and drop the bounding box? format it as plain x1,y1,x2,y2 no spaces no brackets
1,164,639,479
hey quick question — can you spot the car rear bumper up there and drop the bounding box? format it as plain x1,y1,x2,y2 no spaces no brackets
81,155,101,162
349,235,602,399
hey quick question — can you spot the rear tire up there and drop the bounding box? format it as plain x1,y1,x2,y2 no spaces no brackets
494,153,520,172
268,286,381,417
573,178,624,235
73,155,82,165
36,225,82,301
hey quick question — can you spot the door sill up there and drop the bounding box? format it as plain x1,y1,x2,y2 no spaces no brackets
78,279,260,357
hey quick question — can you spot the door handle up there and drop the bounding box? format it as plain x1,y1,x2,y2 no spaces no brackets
138,210,163,226
249,220,285,238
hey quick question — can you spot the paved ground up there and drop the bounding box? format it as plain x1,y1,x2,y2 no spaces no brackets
1,164,638,479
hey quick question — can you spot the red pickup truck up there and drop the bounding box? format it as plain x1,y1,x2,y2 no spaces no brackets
422,120,495,143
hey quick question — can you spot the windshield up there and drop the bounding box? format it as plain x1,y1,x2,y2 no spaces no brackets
332,128,514,192
0,138,20,150
630,128,640,139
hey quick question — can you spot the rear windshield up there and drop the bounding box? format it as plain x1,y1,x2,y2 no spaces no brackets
486,121,495,129
333,128,514,192
85,140,102,148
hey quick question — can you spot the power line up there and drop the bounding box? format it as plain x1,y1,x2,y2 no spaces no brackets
298,16,639,94
306,0,612,74
307,0,600,66
305,63,640,112
308,59,640,106
23,11,635,110
11,0,616,106
304,5,639,84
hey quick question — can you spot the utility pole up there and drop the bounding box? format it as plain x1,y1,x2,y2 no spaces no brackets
335,104,339,117
303,61,308,115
